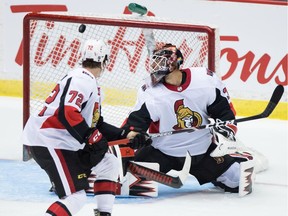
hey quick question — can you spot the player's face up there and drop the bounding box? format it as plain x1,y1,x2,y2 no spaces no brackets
183,115,194,128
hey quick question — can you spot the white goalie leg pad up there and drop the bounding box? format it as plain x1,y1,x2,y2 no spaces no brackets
236,137,269,173
108,145,125,182
121,162,159,197
244,147,268,173
239,159,255,197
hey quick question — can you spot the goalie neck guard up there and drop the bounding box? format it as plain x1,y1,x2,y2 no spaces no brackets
150,43,184,86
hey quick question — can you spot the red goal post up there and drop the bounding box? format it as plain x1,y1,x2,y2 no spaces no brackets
22,12,220,161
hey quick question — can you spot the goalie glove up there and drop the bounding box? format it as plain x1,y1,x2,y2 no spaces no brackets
129,131,152,149
213,119,237,141
125,127,152,149
210,119,238,157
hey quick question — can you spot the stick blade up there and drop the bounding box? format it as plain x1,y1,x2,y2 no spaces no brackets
262,85,284,117
236,85,284,123
270,85,284,105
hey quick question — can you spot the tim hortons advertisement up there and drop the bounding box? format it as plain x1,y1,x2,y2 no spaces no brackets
0,1,287,102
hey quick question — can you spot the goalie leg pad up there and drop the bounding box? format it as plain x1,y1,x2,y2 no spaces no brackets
235,138,269,173
213,151,255,195
239,159,255,197
226,151,255,196
249,148,268,173
239,146,268,173
121,161,159,197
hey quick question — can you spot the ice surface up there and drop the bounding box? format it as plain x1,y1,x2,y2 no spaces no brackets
0,96,287,216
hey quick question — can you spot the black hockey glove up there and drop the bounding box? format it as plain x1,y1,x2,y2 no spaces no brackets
84,128,108,166
128,130,152,149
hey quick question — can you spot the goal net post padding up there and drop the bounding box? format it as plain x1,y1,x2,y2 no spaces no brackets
22,12,220,161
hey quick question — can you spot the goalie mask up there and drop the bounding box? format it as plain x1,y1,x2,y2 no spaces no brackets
150,44,184,86
81,39,109,72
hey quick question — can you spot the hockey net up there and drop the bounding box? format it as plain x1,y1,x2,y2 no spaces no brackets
22,12,220,161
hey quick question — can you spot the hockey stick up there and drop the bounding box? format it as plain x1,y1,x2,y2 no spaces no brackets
108,84,284,146
128,3,156,55
127,152,191,189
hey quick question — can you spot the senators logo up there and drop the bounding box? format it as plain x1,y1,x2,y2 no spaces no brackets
173,99,202,130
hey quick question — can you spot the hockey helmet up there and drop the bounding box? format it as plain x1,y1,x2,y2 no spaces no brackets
150,43,183,85
81,39,109,68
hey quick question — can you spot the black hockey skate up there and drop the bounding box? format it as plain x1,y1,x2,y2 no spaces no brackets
94,209,111,216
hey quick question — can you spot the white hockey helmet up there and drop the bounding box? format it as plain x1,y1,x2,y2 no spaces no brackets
81,39,109,64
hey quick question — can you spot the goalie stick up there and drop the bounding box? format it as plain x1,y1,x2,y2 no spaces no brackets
127,3,156,56
108,84,284,146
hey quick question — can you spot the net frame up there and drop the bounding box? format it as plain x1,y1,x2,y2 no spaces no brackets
22,12,220,160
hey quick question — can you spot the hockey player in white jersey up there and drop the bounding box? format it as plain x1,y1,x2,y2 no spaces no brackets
22,39,147,216
122,43,255,196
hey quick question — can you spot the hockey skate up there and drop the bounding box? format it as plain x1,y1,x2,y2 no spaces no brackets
94,209,111,216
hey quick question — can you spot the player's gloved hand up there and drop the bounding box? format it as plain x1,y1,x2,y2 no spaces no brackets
129,131,152,149
212,119,237,141
84,128,108,165
210,119,238,157
126,127,152,149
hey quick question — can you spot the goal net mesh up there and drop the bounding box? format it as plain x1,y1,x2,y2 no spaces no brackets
23,12,220,160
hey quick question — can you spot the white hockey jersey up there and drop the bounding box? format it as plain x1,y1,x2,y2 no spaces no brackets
124,67,235,157
23,68,101,151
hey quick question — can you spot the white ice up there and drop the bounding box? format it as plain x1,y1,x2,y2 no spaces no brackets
0,96,287,216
